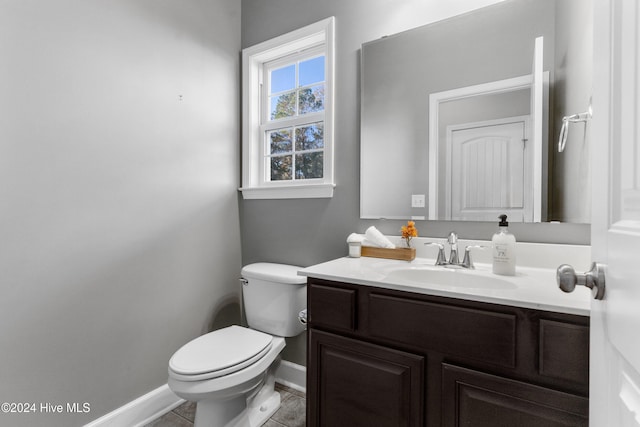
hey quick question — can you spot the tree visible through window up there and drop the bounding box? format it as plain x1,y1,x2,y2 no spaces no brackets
265,54,325,181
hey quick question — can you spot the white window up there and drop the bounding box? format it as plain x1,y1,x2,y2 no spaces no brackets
241,17,335,199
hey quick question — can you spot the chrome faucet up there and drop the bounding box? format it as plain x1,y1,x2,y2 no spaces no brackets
425,232,485,269
447,232,459,265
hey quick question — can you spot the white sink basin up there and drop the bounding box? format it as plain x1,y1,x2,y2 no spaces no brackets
384,266,517,290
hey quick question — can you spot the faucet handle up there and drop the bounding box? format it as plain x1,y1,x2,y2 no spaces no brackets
461,245,486,269
424,242,447,265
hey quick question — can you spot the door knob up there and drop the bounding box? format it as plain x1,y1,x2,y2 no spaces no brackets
557,262,606,300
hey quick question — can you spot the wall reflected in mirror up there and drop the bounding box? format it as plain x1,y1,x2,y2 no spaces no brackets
360,0,592,223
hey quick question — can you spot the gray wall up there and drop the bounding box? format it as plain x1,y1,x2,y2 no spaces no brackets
549,0,593,223
0,1,241,425
241,0,590,366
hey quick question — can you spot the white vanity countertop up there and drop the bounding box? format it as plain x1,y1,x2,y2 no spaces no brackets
299,256,591,316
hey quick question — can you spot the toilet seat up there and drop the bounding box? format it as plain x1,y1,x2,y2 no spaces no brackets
169,326,273,382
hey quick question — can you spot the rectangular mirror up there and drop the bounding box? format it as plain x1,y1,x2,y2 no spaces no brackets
360,0,592,223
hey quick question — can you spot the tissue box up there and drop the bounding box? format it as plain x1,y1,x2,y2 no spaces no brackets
361,246,416,261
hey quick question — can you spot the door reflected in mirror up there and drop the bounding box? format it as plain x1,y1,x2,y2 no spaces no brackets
428,69,548,222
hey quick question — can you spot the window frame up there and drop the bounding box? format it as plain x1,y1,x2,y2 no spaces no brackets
241,17,335,199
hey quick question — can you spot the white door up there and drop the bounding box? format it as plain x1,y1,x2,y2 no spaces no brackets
588,0,640,425
446,117,531,221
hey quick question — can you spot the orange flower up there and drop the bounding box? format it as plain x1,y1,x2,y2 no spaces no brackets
401,221,418,247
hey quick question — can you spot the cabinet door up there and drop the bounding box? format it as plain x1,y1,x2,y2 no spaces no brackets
308,329,424,427
442,364,588,427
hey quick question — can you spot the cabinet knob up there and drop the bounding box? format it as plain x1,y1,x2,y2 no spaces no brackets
556,262,606,300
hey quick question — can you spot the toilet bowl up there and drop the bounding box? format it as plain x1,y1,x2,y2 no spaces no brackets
167,263,306,427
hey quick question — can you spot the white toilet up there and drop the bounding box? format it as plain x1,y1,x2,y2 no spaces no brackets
167,263,306,427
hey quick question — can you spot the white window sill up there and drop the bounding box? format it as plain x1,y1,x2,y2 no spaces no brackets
239,183,335,200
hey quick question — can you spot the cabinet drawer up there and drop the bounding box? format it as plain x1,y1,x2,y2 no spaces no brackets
368,293,516,368
308,283,356,331
539,319,589,385
442,364,588,427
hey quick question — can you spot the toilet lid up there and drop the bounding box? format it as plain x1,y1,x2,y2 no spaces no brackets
169,326,273,378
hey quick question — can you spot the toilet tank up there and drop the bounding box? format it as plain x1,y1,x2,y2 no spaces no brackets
240,263,307,337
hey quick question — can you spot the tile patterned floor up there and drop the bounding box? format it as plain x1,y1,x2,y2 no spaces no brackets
144,383,305,427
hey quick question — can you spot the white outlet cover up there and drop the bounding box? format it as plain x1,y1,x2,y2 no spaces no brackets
411,194,425,208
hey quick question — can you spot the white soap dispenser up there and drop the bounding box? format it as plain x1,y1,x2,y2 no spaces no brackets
492,214,516,276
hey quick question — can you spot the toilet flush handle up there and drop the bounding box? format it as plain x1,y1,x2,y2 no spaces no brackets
298,309,308,328
239,278,248,286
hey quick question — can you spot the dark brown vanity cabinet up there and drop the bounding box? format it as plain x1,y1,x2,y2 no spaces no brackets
306,278,589,427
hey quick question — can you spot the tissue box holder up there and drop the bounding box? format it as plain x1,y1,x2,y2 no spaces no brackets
361,246,416,261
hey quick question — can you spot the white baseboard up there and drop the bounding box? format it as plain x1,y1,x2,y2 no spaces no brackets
84,361,306,427
83,384,184,427
275,360,306,394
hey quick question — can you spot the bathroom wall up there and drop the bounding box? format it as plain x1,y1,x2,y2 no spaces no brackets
0,1,241,426
549,0,593,223
240,0,590,365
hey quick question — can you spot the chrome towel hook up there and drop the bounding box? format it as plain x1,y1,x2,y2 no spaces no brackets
558,101,592,153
